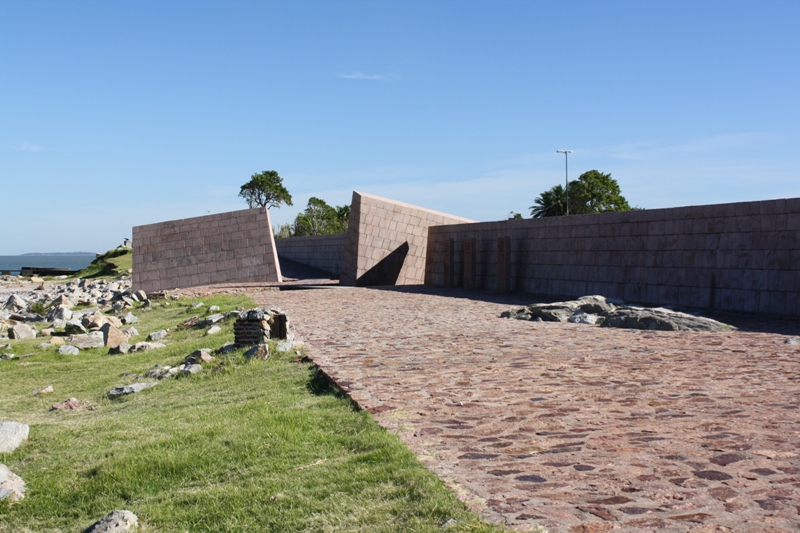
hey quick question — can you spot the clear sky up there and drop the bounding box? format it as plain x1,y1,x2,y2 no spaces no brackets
2,0,798,254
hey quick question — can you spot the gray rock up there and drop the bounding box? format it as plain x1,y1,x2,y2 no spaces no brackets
206,325,222,335
64,319,88,334
601,306,734,332
4,294,29,312
100,323,127,349
786,337,800,345
130,342,166,352
46,305,73,322
82,510,138,533
0,463,26,502
184,349,214,365
1,353,16,360
245,344,270,360
190,302,205,309
121,312,138,325
568,311,601,325
182,364,202,375
121,326,139,338
108,343,131,355
0,421,30,453
145,365,173,379
32,385,54,395
58,345,80,355
147,330,168,341
134,290,147,301
9,324,37,340
38,342,53,349
49,295,73,309
107,382,157,398
575,295,617,315
68,331,105,349
203,313,225,325
208,305,220,312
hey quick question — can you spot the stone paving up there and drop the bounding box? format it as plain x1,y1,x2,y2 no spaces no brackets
182,284,800,533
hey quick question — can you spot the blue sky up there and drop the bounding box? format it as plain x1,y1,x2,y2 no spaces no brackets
2,0,798,254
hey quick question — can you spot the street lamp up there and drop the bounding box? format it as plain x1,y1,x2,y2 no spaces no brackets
556,149,573,215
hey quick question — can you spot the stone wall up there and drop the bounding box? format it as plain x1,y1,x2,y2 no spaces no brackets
426,197,800,316
274,234,345,275
340,191,473,286
132,208,281,293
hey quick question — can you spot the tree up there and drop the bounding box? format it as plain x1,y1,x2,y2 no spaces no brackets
530,184,568,218
239,170,293,209
508,211,523,220
530,170,631,217
292,197,350,236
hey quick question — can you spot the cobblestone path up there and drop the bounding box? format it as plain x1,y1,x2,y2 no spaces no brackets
196,284,799,533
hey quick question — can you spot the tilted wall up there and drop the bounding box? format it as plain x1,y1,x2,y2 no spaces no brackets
274,233,345,275
340,191,474,286
132,208,281,293
426,197,800,316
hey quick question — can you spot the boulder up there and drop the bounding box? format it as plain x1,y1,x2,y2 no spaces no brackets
121,326,139,338
245,344,270,360
100,324,127,349
206,325,222,335
0,353,15,360
0,463,26,502
147,330,168,342
575,295,618,315
190,302,205,309
786,337,800,345
182,364,202,375
4,295,29,312
121,312,138,325
130,342,166,352
208,305,220,312
108,343,131,355
49,294,73,309
601,307,734,332
0,421,30,453
32,385,54,395
107,382,157,398
82,510,138,533
68,331,105,349
46,305,73,322
9,324,36,340
58,345,80,355
184,349,214,365
83,313,122,330
49,336,65,346
64,319,87,335
51,397,83,411
568,311,601,325
203,313,225,326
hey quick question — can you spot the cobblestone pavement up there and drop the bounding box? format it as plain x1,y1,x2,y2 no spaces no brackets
184,284,800,533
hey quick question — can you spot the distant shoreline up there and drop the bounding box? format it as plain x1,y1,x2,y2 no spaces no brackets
19,252,96,256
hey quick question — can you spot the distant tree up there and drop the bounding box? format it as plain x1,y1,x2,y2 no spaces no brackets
569,170,631,214
239,170,293,209
273,223,293,239
530,184,568,218
292,197,350,236
530,170,632,217
508,211,523,220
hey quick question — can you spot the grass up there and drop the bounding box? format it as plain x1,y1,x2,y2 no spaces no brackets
0,294,506,533
72,248,133,279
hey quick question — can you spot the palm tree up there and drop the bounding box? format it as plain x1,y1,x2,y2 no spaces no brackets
530,184,567,218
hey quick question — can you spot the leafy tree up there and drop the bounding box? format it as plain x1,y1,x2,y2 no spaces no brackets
569,170,631,214
530,184,567,218
508,212,523,220
239,170,293,209
530,170,631,217
292,197,350,236
273,223,293,239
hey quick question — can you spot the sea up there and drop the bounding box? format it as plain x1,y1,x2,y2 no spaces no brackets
0,253,96,275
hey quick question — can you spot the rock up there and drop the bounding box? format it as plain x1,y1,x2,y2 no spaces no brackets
121,312,137,325
46,305,73,322
83,313,122,330
108,382,157,398
0,463,26,502
203,313,225,326
0,353,15,360
121,326,139,338
208,305,220,312
184,349,214,365
40,327,56,336
0,421,30,453
32,385,54,395
51,397,83,410
134,290,147,301
38,342,53,349
49,294,73,309
190,302,205,309
64,319,87,334
602,307,734,332
575,295,618,315
206,325,221,335
786,337,800,345
145,364,173,379
245,344,270,360
49,336,65,346
4,294,29,312
216,342,236,355
130,342,166,352
108,343,131,355
58,345,80,355
182,364,202,375
100,324,127,349
176,316,200,330
30,276,45,283
277,340,303,353
9,324,37,340
147,330,168,341
68,331,105,349
82,510,138,533
568,311,601,325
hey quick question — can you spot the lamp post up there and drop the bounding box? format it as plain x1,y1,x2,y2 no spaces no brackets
556,149,573,215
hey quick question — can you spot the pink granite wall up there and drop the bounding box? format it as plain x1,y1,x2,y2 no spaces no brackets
340,191,473,286
426,197,800,316
132,208,281,293
274,233,345,275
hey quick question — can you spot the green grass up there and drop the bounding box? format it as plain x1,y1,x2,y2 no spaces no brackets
72,248,133,279
0,295,505,533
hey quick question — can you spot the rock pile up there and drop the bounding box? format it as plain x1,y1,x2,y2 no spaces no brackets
502,295,735,332
234,307,292,347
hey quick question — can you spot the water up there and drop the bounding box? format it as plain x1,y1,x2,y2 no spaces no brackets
0,254,96,275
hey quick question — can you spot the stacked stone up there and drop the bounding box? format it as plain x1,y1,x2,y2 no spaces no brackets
233,308,290,347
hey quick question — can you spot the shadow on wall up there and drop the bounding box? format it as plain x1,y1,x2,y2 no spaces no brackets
356,242,409,287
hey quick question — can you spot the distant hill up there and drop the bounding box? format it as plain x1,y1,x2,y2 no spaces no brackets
21,252,97,256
